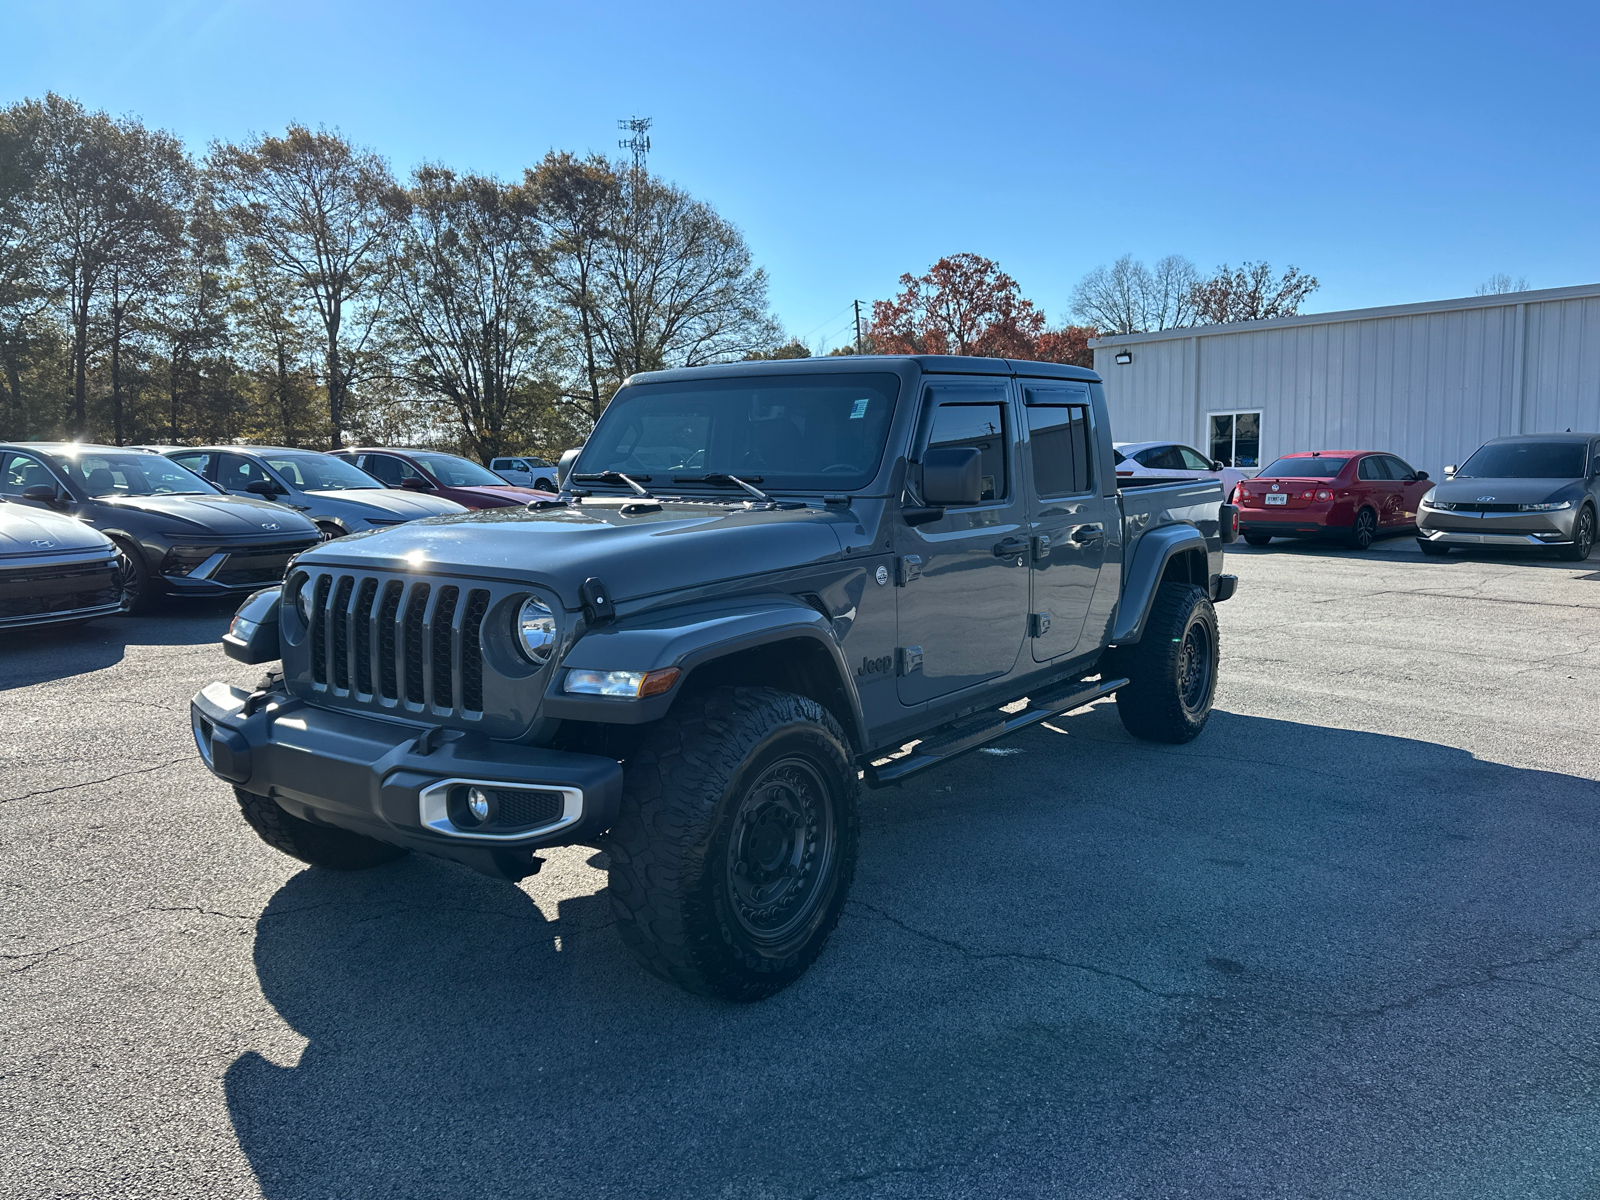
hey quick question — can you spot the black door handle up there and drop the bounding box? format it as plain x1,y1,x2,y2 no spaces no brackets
992,536,1029,557
1071,524,1104,544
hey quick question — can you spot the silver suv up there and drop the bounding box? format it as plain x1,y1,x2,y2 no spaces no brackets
1417,433,1598,560
147,446,468,538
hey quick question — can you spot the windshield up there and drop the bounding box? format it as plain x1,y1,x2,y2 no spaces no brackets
1457,441,1587,479
53,452,214,497
575,373,900,491
1257,456,1348,479
410,453,507,488
263,451,382,491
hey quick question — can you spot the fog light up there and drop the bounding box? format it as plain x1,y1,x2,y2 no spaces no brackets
467,787,490,821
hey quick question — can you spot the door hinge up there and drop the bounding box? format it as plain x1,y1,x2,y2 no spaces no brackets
896,554,923,585
1029,611,1051,637
898,645,924,676
1032,535,1050,561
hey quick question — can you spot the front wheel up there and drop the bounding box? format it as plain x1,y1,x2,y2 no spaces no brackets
1559,505,1596,562
112,537,157,613
1347,507,1378,550
534,477,557,492
1114,583,1219,744
606,687,859,1001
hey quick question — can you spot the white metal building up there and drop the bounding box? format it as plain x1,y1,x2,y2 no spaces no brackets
1089,283,1600,476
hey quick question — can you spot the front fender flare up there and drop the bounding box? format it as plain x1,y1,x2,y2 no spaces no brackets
1110,524,1209,644
541,597,866,742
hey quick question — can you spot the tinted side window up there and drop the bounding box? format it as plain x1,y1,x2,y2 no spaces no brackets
1357,457,1390,481
217,453,272,489
926,402,1006,502
1384,455,1416,480
1,451,57,496
170,452,212,478
1026,405,1092,496
362,454,404,486
1178,446,1213,471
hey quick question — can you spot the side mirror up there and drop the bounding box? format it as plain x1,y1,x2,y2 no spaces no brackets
556,447,581,489
1212,459,1227,471
922,446,983,506
22,484,62,504
1414,470,1429,482
399,477,432,492
245,479,282,496
1443,465,1457,479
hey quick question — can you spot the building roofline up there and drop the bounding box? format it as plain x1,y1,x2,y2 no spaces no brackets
1088,282,1600,347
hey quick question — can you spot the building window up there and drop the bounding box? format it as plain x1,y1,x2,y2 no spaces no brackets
1209,411,1261,469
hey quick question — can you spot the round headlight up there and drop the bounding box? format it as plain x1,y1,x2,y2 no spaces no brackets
295,577,314,623
516,596,557,664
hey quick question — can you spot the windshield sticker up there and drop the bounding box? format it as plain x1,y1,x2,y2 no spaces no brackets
849,398,869,420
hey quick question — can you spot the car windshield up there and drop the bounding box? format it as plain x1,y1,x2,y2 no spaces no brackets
52,452,214,497
1457,441,1587,479
262,451,382,491
575,373,900,491
410,453,506,487
1257,456,1348,479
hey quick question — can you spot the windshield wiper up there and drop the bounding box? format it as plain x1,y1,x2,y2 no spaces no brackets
672,473,769,501
572,471,653,496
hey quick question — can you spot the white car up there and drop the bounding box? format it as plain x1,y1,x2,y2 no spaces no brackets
490,456,558,491
1114,440,1245,501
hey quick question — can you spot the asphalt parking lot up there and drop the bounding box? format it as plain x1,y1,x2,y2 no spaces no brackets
4,536,1600,1199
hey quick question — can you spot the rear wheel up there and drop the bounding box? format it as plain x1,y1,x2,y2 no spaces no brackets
1559,505,1595,562
1243,532,1272,547
606,686,859,1001
1114,583,1219,744
233,787,408,870
1347,507,1378,550
1417,538,1451,557
535,476,557,492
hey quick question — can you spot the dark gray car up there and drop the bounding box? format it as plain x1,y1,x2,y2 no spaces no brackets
0,497,123,630
0,443,321,611
1417,433,1598,560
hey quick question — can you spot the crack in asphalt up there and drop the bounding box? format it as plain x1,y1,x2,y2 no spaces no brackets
849,899,1216,1002
802,1158,970,1200
0,757,193,806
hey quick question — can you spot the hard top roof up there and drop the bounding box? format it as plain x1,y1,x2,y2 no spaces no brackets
628,354,1100,386
1482,431,1597,443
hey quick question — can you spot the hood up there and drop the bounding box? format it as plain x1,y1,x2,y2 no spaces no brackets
450,484,552,502
306,489,467,518
299,499,850,608
0,503,115,557
94,492,321,536
1430,477,1584,505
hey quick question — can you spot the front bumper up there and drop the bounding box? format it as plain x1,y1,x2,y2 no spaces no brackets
0,551,123,629
1417,507,1578,546
161,537,321,597
190,682,624,879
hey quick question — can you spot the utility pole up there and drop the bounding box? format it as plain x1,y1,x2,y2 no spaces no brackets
617,116,652,175
853,299,863,355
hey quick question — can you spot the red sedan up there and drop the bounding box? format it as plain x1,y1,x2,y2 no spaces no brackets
1235,450,1433,550
330,448,554,510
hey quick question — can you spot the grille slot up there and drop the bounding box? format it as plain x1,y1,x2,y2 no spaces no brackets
403,583,431,705
330,576,354,689
378,581,402,699
353,578,379,694
310,575,332,684
431,586,460,710
493,787,564,830
460,590,490,712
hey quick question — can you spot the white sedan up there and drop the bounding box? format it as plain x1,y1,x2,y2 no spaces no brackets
1114,441,1245,500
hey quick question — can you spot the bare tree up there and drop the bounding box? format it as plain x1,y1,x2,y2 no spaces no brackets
1189,262,1318,325
387,167,557,462
1475,273,1529,296
212,126,404,447
1071,253,1200,334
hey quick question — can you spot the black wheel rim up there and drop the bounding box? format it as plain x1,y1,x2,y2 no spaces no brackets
1356,511,1375,546
115,545,140,611
1178,619,1213,714
725,755,837,946
1579,510,1595,556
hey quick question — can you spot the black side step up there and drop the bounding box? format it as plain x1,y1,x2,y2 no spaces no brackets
862,676,1129,787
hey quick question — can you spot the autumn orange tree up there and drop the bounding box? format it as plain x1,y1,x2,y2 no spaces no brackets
867,253,1095,365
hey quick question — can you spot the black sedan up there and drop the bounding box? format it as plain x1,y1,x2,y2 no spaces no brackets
0,444,320,612
0,496,124,630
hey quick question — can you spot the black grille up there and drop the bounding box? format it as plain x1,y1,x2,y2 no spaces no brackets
310,575,331,684
1451,502,1522,513
403,584,430,704
0,561,120,620
330,576,354,689
378,582,402,699
353,578,378,694
211,538,319,586
431,586,460,709
494,787,564,830
460,590,490,712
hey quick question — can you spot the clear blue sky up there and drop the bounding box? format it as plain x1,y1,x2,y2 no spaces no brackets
6,0,1598,351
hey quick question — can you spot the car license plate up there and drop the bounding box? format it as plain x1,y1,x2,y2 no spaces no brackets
1265,493,1288,505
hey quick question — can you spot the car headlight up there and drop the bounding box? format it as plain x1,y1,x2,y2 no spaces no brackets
515,596,558,664
564,667,680,698
1421,495,1453,510
295,577,315,622
1518,500,1572,512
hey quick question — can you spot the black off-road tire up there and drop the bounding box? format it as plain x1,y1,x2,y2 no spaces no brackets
1558,505,1595,562
233,787,408,870
535,476,557,493
1417,538,1451,557
112,536,158,614
605,686,859,1002
1347,507,1378,550
1242,532,1272,547
1114,583,1219,745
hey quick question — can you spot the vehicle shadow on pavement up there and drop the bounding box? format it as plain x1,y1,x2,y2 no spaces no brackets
226,708,1600,1200
0,599,236,690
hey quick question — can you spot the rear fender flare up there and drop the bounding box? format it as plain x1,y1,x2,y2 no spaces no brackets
1110,525,1209,644
541,597,867,746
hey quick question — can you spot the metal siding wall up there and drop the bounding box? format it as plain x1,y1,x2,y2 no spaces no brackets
1524,297,1600,434
1094,339,1192,444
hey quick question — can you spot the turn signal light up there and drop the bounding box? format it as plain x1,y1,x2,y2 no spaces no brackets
1316,490,1333,501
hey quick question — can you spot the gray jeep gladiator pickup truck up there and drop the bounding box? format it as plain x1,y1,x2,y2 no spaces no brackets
192,355,1239,1000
